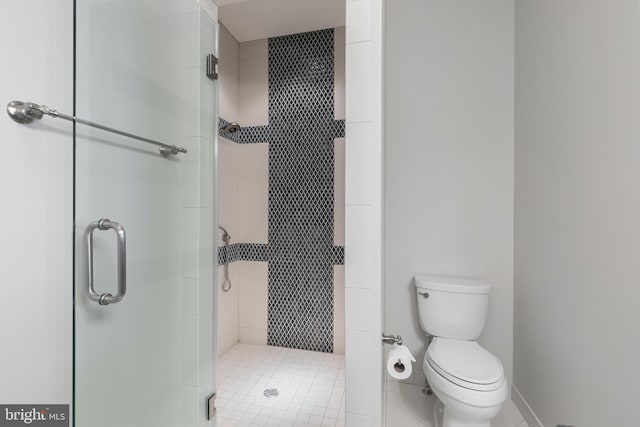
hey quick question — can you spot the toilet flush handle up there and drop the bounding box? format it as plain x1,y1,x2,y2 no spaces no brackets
418,291,429,299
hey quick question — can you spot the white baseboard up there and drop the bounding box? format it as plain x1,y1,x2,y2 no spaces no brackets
511,385,544,427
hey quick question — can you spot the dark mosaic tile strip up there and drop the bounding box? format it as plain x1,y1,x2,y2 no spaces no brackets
219,117,343,144
333,246,345,265
217,244,343,266
333,120,345,138
218,243,240,265
218,117,269,144
266,28,336,353
239,243,269,262
217,243,269,265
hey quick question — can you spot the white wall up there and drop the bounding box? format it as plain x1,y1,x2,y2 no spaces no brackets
514,1,640,426
217,23,241,356
236,37,272,347
0,0,73,405
344,0,384,424
384,0,514,401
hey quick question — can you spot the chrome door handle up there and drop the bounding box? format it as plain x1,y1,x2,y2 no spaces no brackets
86,219,127,306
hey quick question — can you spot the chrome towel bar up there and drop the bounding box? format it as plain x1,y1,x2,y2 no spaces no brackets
6,100,187,157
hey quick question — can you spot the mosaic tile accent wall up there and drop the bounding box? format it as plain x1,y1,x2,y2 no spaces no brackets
218,28,344,353
267,29,338,353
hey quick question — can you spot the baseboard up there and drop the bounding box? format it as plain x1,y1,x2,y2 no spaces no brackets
511,385,544,427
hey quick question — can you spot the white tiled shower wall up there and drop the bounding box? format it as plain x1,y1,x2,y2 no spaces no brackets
216,26,347,356
344,0,384,425
217,23,241,356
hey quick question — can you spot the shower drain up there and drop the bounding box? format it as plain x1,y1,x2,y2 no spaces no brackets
263,388,280,398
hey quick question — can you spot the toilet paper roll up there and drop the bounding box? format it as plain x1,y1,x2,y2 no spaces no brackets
386,344,416,380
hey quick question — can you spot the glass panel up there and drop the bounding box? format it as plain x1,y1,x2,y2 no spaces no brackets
74,1,216,426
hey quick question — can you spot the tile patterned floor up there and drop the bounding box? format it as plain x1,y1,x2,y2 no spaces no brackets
386,380,530,427
217,344,528,427
216,344,345,426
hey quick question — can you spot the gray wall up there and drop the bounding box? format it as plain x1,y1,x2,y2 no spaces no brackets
385,0,514,387
514,1,640,425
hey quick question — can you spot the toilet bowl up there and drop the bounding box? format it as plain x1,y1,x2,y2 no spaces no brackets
414,275,507,427
424,337,508,427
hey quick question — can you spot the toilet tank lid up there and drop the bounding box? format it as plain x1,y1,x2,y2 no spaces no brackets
414,275,492,294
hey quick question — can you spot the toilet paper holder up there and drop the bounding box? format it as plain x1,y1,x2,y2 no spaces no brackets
381,333,403,346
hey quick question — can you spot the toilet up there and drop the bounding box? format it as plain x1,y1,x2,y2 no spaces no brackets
415,275,508,427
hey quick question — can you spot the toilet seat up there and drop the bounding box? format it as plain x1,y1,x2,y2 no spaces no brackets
426,337,504,391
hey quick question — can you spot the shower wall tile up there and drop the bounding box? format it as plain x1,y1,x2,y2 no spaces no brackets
179,385,199,427
181,137,201,208
178,66,201,139
217,25,241,358
179,29,200,70
181,313,199,385
182,277,199,316
238,261,268,338
198,138,214,207
219,24,239,124
334,265,346,355
335,27,346,122
345,330,375,415
345,122,373,205
345,414,374,427
266,29,337,353
344,0,383,423
238,140,268,245
335,138,346,246
219,119,270,143
345,288,372,332
239,38,268,61
238,142,269,176
345,206,374,288
217,139,239,238
197,259,214,386
237,259,268,348
217,243,269,264
335,27,346,85
335,83,346,120
239,327,268,345
199,207,215,281
181,207,200,279
345,42,373,123
217,263,239,356
239,39,269,126
346,0,373,44
238,174,268,243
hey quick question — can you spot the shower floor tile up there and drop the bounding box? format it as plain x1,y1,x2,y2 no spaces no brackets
217,344,345,427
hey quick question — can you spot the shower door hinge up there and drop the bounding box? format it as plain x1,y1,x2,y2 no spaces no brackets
206,54,218,80
206,392,217,420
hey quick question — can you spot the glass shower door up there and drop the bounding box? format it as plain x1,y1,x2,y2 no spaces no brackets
74,1,216,426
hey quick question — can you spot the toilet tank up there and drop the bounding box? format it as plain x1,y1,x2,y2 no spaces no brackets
414,275,492,340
